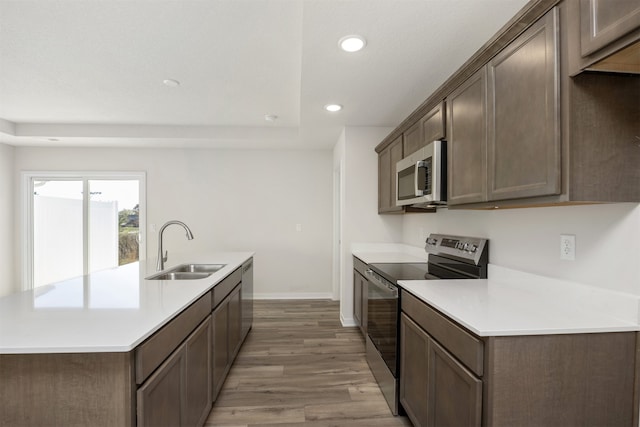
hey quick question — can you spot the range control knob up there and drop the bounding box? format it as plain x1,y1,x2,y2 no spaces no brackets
426,237,438,246
462,243,470,251
469,244,478,253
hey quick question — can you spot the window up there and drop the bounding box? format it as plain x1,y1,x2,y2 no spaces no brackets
23,172,146,290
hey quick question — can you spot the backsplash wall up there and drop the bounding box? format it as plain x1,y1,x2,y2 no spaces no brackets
402,203,640,295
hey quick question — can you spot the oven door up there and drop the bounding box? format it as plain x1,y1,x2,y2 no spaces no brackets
366,271,399,376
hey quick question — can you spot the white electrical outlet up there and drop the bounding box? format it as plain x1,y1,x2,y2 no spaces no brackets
560,234,575,261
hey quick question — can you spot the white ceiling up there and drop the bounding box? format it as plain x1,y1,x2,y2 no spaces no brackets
0,0,529,149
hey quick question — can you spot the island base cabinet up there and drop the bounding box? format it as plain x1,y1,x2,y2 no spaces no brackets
212,298,229,400
0,352,135,427
137,344,185,427
400,313,481,427
137,315,212,427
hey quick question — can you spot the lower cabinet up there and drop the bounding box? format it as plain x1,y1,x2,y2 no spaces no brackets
212,297,229,399
399,291,637,427
352,257,369,335
137,316,212,427
212,283,244,401
400,313,481,427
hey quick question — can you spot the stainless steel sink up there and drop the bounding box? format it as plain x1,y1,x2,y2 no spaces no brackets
147,271,212,280
171,264,226,274
146,263,226,280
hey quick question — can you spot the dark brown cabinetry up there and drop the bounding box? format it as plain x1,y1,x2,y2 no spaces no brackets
212,296,229,399
352,257,369,334
400,313,482,427
137,316,212,427
487,9,560,202
579,0,640,57
403,102,446,156
448,8,560,206
399,290,637,427
446,69,488,205
137,342,185,427
376,0,640,209
353,271,366,332
211,268,244,401
378,135,404,214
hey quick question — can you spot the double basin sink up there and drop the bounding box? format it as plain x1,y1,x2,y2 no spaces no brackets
146,263,226,281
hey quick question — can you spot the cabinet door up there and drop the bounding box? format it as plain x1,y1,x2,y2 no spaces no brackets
400,314,430,427
580,0,640,56
446,68,488,205
241,259,253,340
428,339,482,427
421,101,445,146
487,8,560,202
353,271,363,329
378,135,404,213
137,343,186,427
403,121,422,156
185,317,212,427
228,285,242,361
212,301,229,400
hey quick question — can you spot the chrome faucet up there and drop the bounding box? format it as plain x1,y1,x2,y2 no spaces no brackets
156,220,194,271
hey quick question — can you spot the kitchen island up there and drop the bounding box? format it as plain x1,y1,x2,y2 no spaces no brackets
0,251,254,427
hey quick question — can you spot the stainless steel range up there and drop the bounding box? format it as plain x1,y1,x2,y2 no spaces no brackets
365,233,489,415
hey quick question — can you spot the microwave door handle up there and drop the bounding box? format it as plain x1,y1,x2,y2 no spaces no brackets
415,160,427,196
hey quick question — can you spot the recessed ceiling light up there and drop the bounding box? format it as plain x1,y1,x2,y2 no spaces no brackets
324,104,343,112
339,35,366,52
162,79,180,87
264,114,278,122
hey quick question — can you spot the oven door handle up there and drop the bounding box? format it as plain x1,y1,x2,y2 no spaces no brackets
366,269,398,297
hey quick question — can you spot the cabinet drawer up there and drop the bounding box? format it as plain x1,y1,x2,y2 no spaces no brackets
135,293,212,384
212,267,242,308
402,291,483,376
353,256,369,278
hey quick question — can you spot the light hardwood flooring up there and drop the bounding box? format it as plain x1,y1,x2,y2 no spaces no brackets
204,299,413,427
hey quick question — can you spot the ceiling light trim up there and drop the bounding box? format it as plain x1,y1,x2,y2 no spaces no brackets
338,35,367,52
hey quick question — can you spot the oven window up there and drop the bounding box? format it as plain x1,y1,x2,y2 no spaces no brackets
367,282,398,376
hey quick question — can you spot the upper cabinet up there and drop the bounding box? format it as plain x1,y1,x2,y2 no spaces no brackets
378,135,404,214
580,0,640,56
376,0,640,212
403,102,446,156
447,70,487,205
486,9,560,202
448,10,560,206
569,0,640,74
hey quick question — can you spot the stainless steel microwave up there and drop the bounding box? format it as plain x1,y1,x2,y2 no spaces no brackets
395,140,447,208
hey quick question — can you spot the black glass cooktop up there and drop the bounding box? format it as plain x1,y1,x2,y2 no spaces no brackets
369,263,430,283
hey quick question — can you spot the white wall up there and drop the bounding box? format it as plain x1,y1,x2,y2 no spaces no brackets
0,143,15,296
13,147,333,298
334,127,403,324
402,203,640,296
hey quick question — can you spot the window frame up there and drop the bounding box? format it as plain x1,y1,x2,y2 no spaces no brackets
21,171,146,291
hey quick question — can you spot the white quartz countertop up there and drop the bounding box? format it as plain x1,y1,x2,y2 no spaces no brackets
400,265,640,336
0,251,254,354
351,245,640,337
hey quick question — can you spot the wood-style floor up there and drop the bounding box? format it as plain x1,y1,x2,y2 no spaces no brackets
204,299,413,427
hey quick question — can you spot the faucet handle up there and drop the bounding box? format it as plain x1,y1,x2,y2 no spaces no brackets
162,250,168,263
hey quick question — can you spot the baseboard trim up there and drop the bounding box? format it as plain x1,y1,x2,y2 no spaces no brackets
340,314,357,327
253,292,334,300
